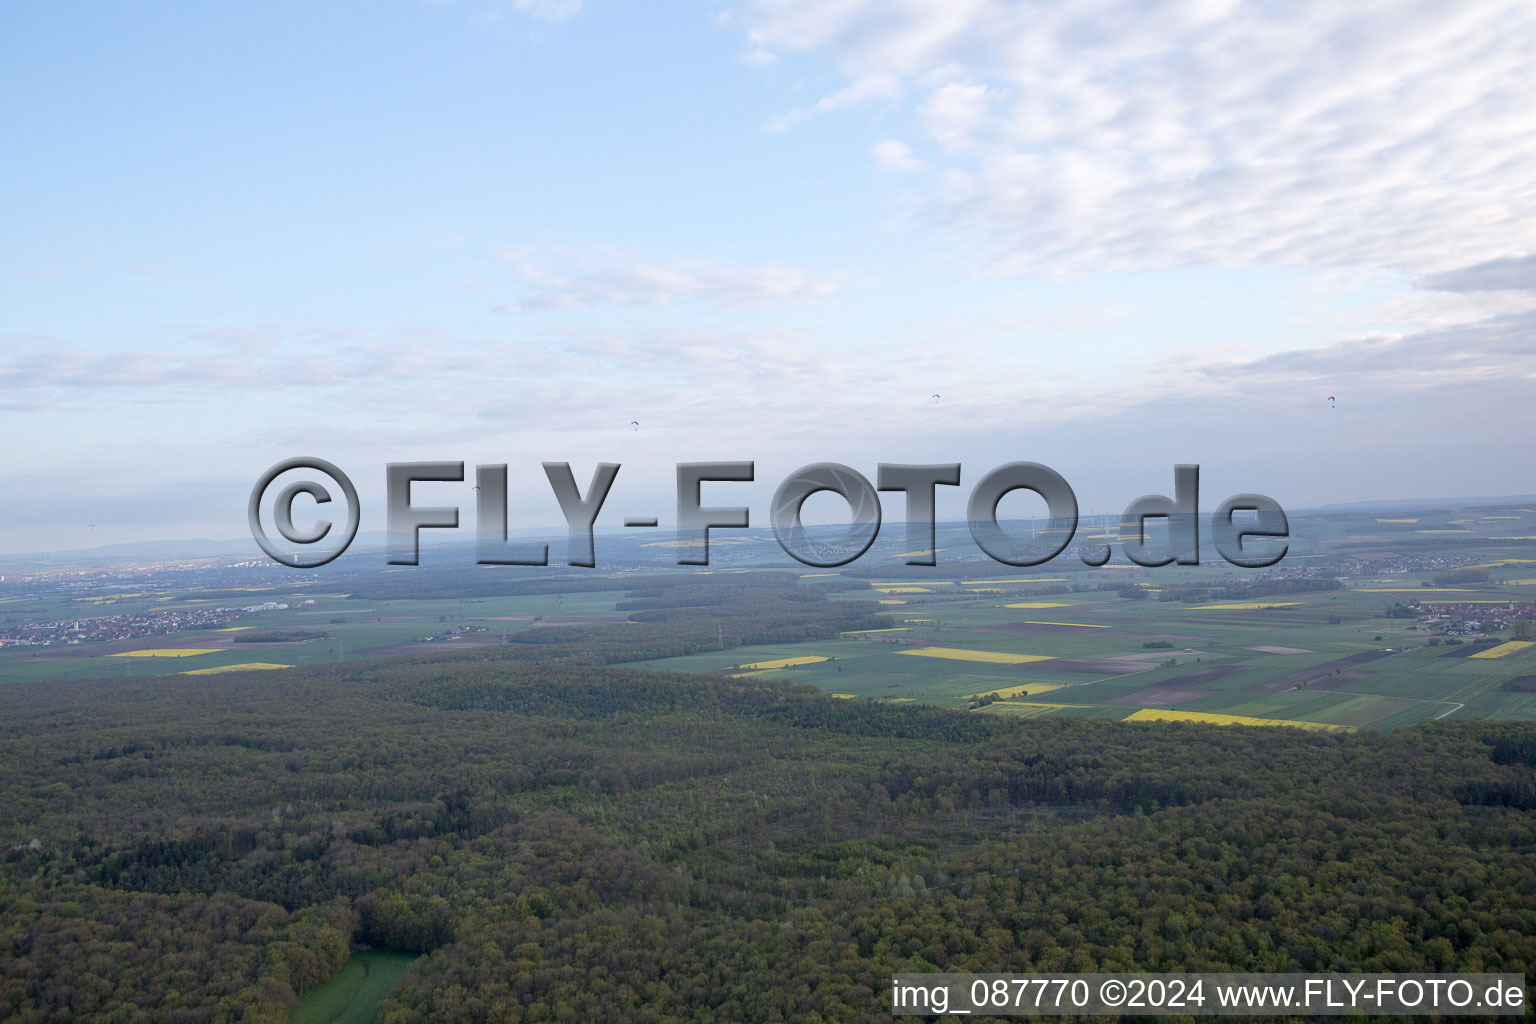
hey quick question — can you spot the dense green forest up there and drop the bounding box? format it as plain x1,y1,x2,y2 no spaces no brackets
2,644,1534,1022
503,574,891,664
3,576,1535,1021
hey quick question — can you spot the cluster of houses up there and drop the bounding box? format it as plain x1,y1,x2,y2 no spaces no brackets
0,606,243,648
1417,601,1534,637
419,624,493,643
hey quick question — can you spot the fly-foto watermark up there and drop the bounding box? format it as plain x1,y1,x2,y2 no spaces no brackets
248,459,1288,570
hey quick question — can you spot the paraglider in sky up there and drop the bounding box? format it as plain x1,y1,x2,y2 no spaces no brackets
1328,395,1336,408
931,394,941,403
628,420,639,431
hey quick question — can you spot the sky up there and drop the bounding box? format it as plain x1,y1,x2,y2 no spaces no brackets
1,0,1534,557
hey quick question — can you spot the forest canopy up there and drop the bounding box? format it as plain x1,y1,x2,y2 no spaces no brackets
2,644,1534,1022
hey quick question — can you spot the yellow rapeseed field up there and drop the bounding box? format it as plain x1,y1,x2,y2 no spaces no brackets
1190,602,1301,610
1469,641,1535,659
736,655,832,669
899,647,1052,664
1002,602,1069,609
182,662,293,675
109,649,222,658
1017,620,1108,628
1126,709,1350,731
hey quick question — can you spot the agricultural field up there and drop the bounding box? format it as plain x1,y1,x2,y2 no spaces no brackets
633,503,1536,731
7,501,1536,731
0,584,632,683
736,583,1536,730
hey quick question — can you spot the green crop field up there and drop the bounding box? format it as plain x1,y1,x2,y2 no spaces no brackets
8,504,1536,731
628,514,1536,729
0,589,633,683
291,951,417,1024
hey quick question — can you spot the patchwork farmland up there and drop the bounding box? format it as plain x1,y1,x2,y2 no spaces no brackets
7,501,1536,731
638,503,1536,730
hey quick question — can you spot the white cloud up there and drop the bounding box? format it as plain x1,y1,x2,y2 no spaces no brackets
764,73,901,131
452,0,582,24
9,302,1533,542
0,331,514,403
918,80,992,151
814,73,900,111
1192,311,1536,398
505,0,582,21
506,260,848,309
764,109,806,133
732,0,1536,277
871,139,924,172
1416,254,1536,294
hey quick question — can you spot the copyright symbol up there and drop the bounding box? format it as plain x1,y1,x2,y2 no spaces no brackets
248,457,360,568
1100,979,1126,1007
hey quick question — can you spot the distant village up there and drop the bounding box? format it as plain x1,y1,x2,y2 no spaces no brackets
1415,601,1535,639
0,600,309,649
